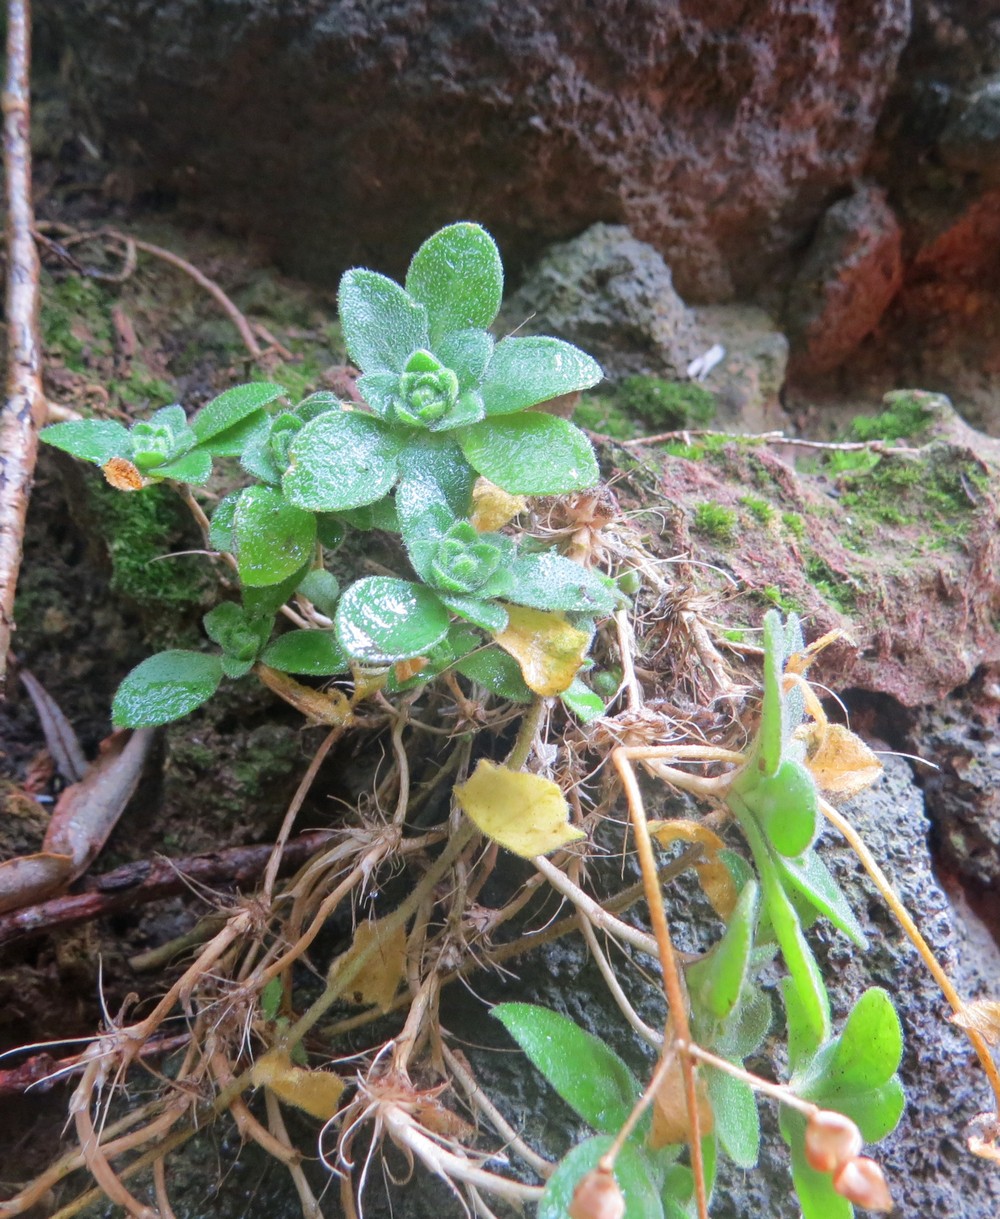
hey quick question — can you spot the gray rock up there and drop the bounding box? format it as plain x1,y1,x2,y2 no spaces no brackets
497,223,701,381
39,0,910,300
940,74,1000,182
692,304,790,432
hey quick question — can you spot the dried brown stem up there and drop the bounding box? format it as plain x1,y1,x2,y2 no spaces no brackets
0,0,46,692
0,830,332,949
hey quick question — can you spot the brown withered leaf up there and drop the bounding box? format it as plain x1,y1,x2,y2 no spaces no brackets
800,722,882,799
648,819,738,919
102,457,145,490
950,999,1000,1046
649,1050,713,1150
251,1049,345,1120
256,664,354,724
329,918,407,1012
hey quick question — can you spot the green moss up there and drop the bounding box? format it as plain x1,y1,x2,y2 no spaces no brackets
824,449,881,475
739,495,774,526
86,478,210,638
693,501,738,543
760,585,804,613
618,376,716,429
804,554,856,614
662,433,733,461
839,452,981,530
781,512,805,540
40,271,113,372
722,628,746,643
575,395,639,440
850,390,938,443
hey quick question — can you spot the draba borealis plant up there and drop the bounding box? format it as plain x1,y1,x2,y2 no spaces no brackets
29,222,1000,1219
43,222,622,727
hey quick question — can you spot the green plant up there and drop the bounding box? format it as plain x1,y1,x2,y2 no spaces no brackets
619,376,716,430
693,502,737,543
496,612,945,1219
42,223,623,728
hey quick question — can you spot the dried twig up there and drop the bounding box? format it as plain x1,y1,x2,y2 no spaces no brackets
0,0,45,692
0,830,332,948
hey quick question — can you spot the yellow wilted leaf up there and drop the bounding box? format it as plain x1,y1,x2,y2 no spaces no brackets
471,478,526,532
495,605,591,696
649,1050,714,1150
256,664,354,725
801,723,882,798
454,759,585,858
950,999,1000,1046
251,1049,345,1120
329,918,407,1012
648,819,738,920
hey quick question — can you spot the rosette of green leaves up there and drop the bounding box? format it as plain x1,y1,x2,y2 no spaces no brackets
41,382,290,485
281,222,604,521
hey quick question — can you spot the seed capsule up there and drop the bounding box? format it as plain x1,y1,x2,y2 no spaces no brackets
805,1108,864,1173
568,1166,625,1219
832,1156,894,1212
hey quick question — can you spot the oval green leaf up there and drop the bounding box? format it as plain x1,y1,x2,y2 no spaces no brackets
480,335,603,415
506,551,618,615
492,1002,641,1134
335,577,449,663
261,630,350,676
233,486,317,588
192,382,286,443
539,1136,663,1219
338,269,429,374
405,223,503,342
41,419,131,465
745,759,818,857
283,411,401,512
706,1069,760,1169
458,413,598,495
112,651,223,728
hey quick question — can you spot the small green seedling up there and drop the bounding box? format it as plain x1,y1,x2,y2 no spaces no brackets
42,223,624,727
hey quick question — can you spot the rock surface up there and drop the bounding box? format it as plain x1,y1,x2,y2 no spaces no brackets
497,224,702,381
786,184,903,380
40,0,910,299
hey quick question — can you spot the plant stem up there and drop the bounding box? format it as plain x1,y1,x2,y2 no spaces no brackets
820,796,1000,1113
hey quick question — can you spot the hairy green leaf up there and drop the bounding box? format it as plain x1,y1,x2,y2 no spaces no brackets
41,419,131,465
538,1137,663,1219
459,413,598,495
233,486,317,587
112,651,223,728
493,1003,641,1134
338,269,428,373
191,382,285,443
405,222,503,343
480,336,603,415
261,630,351,676
336,577,449,663
284,411,402,512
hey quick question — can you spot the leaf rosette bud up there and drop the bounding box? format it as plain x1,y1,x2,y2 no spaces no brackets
392,350,461,427
429,521,504,594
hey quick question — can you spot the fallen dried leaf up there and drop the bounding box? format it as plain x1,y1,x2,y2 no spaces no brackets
455,759,585,858
495,605,591,697
648,819,738,919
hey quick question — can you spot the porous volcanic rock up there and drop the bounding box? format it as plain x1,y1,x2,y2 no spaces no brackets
785,184,903,380
39,0,909,299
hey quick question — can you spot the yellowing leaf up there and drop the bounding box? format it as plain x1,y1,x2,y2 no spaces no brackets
454,759,585,858
648,819,738,919
495,604,590,696
470,478,526,532
251,1049,345,1120
800,723,882,798
256,664,354,725
329,918,407,1012
950,999,1000,1046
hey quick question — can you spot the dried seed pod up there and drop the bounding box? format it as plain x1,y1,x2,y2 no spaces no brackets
832,1156,894,1212
805,1108,864,1173
102,457,145,491
568,1166,625,1219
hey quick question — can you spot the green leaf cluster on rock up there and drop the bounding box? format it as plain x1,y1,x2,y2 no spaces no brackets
41,223,622,728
